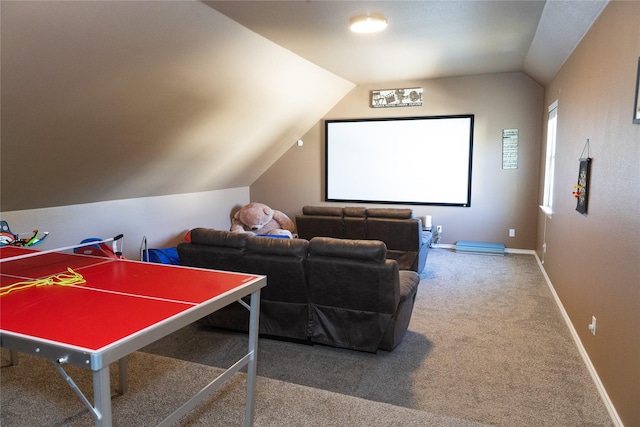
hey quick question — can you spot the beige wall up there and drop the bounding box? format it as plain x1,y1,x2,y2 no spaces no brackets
253,72,544,249
538,2,640,426
0,1,353,211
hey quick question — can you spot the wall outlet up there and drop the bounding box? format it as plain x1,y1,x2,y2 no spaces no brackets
588,316,596,336
509,228,516,237
436,225,442,233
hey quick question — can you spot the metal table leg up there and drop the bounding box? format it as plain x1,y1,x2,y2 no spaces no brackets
244,289,261,427
93,365,112,427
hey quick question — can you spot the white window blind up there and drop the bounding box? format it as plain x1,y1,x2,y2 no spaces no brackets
541,101,558,215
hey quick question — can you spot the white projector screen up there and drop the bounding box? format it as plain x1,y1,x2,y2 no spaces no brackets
325,115,474,206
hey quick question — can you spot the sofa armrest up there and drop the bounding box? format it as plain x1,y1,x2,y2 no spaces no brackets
366,218,422,251
379,269,420,351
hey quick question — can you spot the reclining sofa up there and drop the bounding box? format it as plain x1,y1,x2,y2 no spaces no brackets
177,228,421,352
295,206,431,273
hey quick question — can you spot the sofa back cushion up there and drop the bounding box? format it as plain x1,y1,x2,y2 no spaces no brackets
300,205,342,216
177,228,248,272
189,228,249,247
296,206,345,240
343,207,367,239
245,236,309,303
244,236,310,340
306,237,401,352
366,208,413,219
307,237,399,313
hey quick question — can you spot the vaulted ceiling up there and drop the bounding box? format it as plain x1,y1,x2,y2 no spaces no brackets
205,1,608,86
1,1,607,211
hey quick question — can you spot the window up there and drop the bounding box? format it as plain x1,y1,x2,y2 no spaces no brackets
541,101,558,216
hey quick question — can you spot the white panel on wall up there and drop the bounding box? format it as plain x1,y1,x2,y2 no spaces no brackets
0,188,249,259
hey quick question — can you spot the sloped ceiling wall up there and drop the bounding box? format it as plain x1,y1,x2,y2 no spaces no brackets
0,1,354,211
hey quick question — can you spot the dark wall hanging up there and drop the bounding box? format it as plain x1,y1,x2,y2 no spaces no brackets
574,157,592,214
573,139,592,215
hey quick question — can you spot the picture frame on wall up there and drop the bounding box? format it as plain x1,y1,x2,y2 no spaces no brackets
634,57,640,124
371,88,423,108
575,158,592,215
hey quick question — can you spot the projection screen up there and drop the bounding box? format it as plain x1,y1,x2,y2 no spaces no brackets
325,115,474,206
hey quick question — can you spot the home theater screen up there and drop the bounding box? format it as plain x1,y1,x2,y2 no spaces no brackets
325,115,474,206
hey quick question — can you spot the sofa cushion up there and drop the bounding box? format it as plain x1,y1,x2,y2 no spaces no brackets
296,215,344,240
307,237,401,352
177,229,248,274
366,208,413,219
343,207,367,217
302,205,344,216
343,207,367,239
308,237,386,262
244,236,310,341
190,228,249,248
246,235,309,257
245,237,309,304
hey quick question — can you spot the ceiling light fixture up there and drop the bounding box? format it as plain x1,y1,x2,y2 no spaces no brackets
349,14,388,33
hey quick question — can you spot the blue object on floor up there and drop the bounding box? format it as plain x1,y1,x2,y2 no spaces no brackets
142,247,180,265
455,241,505,255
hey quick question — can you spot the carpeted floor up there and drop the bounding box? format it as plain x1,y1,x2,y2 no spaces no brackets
1,248,613,426
0,350,485,427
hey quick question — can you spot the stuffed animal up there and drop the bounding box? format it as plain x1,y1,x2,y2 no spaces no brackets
230,202,295,238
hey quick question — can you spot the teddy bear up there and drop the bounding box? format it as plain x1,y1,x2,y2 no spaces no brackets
230,202,296,238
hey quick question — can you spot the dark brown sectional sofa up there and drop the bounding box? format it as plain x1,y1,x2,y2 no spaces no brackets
177,228,421,352
295,206,432,273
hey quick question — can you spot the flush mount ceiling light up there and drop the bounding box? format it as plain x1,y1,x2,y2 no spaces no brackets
349,14,388,33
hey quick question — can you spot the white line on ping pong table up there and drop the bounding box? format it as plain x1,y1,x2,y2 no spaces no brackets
0,257,116,281
66,284,199,306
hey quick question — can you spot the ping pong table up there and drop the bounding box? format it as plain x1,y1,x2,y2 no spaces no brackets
0,245,266,426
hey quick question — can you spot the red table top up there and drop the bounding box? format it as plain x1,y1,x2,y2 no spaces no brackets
0,246,259,351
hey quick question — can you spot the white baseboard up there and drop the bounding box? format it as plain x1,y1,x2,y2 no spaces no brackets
431,245,536,255
505,248,536,255
429,243,455,249
533,253,624,427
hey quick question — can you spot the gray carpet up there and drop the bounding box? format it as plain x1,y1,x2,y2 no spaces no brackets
0,351,483,427
1,249,613,426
